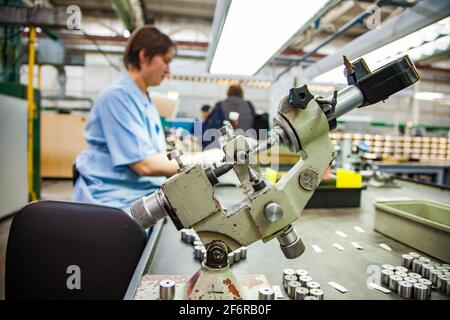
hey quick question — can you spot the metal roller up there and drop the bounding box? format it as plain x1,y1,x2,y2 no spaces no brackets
382,264,395,271
418,278,432,297
408,252,420,259
194,245,203,260
258,287,275,300
394,271,408,278
404,276,418,284
389,275,403,292
401,254,414,269
397,280,413,299
395,266,408,273
241,247,247,259
287,280,302,298
307,281,321,290
234,249,242,263
284,275,298,291
283,268,296,279
309,288,324,300
295,269,309,279
418,256,431,263
382,270,394,286
413,283,428,300
193,240,203,247
181,229,188,242
437,275,449,292
412,259,424,274
429,269,443,285
299,275,313,287
228,252,235,266
159,279,176,300
295,287,309,300
407,272,422,280
421,264,434,279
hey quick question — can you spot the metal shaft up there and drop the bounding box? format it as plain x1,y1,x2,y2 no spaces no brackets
159,279,176,300
326,85,364,121
258,287,275,300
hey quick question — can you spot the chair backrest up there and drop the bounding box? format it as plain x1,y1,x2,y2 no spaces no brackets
5,200,147,300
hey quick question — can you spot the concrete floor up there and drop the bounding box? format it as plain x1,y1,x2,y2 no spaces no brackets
147,181,450,300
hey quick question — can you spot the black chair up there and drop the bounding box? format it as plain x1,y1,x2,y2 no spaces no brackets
5,201,147,300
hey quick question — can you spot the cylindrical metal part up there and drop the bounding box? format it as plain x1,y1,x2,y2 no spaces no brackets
264,202,284,222
418,256,431,263
159,279,176,300
228,252,235,266
418,278,432,296
131,189,169,229
407,272,422,280
304,296,319,300
258,287,275,300
394,271,408,278
299,275,313,287
430,269,443,285
309,288,324,300
382,264,395,271
295,269,309,279
389,275,403,292
294,287,309,300
277,225,305,259
430,261,441,268
287,280,302,298
408,252,420,259
413,283,428,300
193,240,203,247
201,248,206,262
181,229,188,242
283,268,296,278
404,276,418,284
412,259,424,274
441,264,450,270
437,275,449,291
435,266,446,272
241,247,247,259
397,281,413,299
395,266,408,273
421,264,434,279
186,232,195,244
234,249,242,263
307,281,321,290
283,275,298,291
382,270,394,286
194,245,203,260
401,254,414,269
326,85,364,121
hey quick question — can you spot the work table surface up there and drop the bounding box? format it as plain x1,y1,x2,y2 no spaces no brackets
146,180,450,300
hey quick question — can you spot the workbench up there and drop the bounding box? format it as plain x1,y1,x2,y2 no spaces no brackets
135,180,450,300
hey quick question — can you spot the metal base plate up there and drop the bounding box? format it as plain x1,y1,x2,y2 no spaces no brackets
134,274,271,300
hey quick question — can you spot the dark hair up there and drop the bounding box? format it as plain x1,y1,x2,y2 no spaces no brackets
123,25,175,70
201,104,211,112
227,85,243,98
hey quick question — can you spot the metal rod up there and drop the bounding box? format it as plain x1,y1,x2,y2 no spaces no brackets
326,85,365,121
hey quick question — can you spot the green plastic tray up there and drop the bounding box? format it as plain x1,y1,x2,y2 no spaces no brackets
374,200,450,263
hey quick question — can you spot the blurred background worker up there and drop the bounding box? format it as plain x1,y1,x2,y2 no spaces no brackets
200,104,211,121
72,26,180,214
202,84,257,148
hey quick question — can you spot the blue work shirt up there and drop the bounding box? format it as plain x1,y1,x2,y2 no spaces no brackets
72,72,167,213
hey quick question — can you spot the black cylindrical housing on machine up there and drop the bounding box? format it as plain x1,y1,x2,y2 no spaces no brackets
357,55,420,106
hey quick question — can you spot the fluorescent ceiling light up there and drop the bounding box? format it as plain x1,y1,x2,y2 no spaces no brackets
209,0,332,76
313,16,450,85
